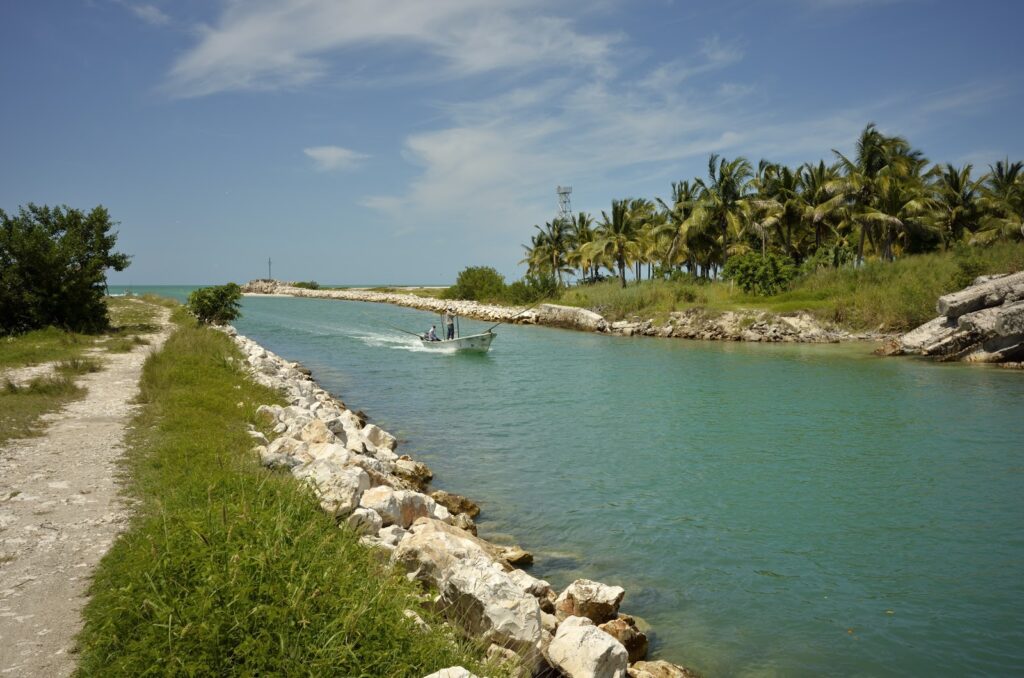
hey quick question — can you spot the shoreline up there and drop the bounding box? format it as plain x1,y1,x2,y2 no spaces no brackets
225,325,698,676
242,280,891,345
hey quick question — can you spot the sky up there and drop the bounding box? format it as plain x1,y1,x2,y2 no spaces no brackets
1,0,1022,285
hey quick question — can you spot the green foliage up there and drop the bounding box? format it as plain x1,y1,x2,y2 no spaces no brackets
442,266,507,301
0,326,87,369
0,204,130,335
76,320,503,677
292,280,320,289
723,252,797,295
186,283,242,324
505,273,557,304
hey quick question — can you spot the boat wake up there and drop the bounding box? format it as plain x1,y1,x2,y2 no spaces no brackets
351,330,450,353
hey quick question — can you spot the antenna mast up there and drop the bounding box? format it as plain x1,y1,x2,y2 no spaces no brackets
268,257,272,280
556,185,573,226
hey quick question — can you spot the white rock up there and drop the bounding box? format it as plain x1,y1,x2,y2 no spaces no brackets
298,419,337,444
378,524,408,547
439,556,542,653
359,486,402,526
346,507,383,535
547,615,628,678
363,423,398,451
555,579,626,624
421,668,479,678
391,518,503,585
294,461,369,517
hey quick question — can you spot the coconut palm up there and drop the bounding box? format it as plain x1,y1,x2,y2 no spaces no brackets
977,159,1024,243
684,154,755,275
929,163,983,247
567,212,596,281
800,161,846,254
589,199,641,288
656,180,700,275
860,157,935,261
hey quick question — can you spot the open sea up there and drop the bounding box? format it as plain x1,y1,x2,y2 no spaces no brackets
111,286,1024,676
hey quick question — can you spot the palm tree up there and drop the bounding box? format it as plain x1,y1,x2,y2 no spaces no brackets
800,161,845,254
567,212,595,281
861,157,935,261
685,154,755,275
589,200,640,288
977,159,1024,243
930,163,982,247
656,180,700,275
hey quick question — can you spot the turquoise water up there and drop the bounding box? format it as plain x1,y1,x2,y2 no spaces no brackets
123,288,1024,675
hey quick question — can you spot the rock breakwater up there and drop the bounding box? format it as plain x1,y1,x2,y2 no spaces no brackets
224,325,700,678
883,271,1024,365
242,279,861,344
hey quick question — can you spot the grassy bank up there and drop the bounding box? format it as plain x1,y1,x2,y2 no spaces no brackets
553,244,1024,331
75,311,503,676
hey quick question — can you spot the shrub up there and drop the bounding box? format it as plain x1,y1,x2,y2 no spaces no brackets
186,283,242,324
292,281,320,289
723,252,797,295
0,204,130,334
505,273,557,304
442,266,507,301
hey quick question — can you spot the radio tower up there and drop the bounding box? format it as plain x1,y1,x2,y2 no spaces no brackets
556,185,573,226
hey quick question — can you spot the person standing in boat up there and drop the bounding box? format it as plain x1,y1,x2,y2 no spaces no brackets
444,308,456,340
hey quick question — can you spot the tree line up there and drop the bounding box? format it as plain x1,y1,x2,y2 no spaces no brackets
521,124,1024,290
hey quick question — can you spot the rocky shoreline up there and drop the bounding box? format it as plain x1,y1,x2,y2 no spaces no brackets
881,271,1024,366
242,279,879,345
225,326,699,678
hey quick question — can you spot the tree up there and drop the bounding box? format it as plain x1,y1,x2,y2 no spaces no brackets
0,204,130,334
977,159,1024,243
930,163,982,247
186,283,242,324
685,154,755,276
589,200,641,288
442,266,506,301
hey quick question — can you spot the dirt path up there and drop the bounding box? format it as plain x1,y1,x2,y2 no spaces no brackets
0,309,172,677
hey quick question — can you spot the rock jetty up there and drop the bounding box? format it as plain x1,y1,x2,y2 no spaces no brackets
224,325,701,678
242,279,860,344
884,271,1024,365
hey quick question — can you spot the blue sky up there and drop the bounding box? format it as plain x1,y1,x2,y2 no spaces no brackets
2,0,1022,285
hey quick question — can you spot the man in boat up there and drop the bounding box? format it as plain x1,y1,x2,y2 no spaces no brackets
444,308,456,340
426,325,440,341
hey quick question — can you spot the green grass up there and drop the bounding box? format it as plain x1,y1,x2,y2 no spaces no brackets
0,375,84,445
75,311,506,677
0,327,91,370
554,243,1024,331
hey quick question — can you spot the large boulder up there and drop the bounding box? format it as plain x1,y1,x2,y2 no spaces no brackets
294,462,370,517
359,487,448,528
547,615,628,678
536,304,607,332
391,518,505,585
439,556,542,654
936,271,1024,318
628,660,701,678
421,668,479,678
430,490,481,518
555,579,626,624
599,615,648,663
395,457,433,489
362,423,397,451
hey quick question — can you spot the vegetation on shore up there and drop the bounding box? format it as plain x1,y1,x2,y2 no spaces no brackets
440,124,1024,330
75,310,505,677
0,296,167,445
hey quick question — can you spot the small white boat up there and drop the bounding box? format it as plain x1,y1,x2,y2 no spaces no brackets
419,331,496,353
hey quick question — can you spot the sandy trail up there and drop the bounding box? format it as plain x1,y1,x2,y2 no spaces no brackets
0,308,171,677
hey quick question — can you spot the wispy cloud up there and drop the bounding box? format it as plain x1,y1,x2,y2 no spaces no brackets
164,0,620,98
639,36,744,91
117,1,171,26
304,145,369,171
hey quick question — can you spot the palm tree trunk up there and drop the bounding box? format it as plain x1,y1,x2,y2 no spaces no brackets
857,222,866,266
617,253,626,288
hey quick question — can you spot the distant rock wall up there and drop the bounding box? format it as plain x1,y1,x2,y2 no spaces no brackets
884,271,1024,364
241,280,862,345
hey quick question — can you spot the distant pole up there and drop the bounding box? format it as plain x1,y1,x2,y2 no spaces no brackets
268,257,272,280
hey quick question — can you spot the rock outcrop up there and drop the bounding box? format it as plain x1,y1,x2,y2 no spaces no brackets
886,271,1024,364
555,579,626,624
547,615,629,678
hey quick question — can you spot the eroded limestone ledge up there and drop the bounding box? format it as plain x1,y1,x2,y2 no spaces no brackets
883,271,1024,365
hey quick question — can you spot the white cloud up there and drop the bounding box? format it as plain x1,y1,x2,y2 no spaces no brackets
303,145,369,171
164,0,620,97
118,2,170,26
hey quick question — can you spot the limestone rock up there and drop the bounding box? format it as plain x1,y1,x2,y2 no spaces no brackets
547,615,628,678
294,461,369,517
298,418,337,444
628,660,701,678
391,518,505,585
421,668,480,678
362,423,397,451
395,457,433,489
498,545,534,566
599,615,648,663
430,490,481,518
450,512,477,535
555,579,626,624
536,304,608,332
439,556,542,653
936,270,1024,318
346,507,383,536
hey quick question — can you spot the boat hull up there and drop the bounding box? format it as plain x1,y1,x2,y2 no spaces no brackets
420,331,495,352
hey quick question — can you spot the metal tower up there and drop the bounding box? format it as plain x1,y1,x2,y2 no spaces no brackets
556,185,573,225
